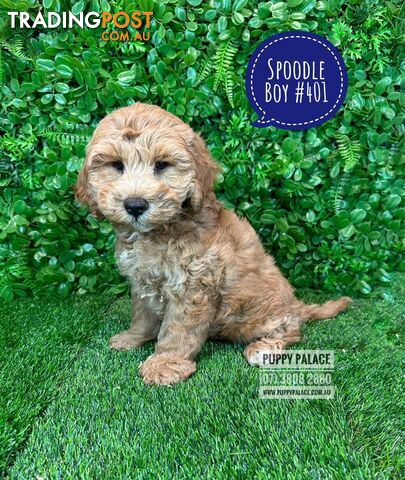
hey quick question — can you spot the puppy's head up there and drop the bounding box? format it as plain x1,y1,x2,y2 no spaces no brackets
76,103,218,232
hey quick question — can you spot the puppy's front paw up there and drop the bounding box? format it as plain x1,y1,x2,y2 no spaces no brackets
109,331,142,351
140,353,196,386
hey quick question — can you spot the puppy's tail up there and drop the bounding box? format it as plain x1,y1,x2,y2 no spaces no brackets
294,296,352,323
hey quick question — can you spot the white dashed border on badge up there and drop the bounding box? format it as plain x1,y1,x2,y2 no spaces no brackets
249,35,344,126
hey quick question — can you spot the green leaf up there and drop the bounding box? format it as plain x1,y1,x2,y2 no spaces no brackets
306,211,315,223
56,64,73,78
162,12,173,24
233,0,248,11
41,93,54,104
187,0,203,6
118,71,136,84
14,200,28,214
301,0,316,14
374,77,392,95
282,137,297,154
358,280,372,295
55,82,69,93
288,0,303,6
186,21,198,31
175,7,186,21
354,70,366,81
57,282,70,298
340,224,356,238
350,209,367,224
54,93,66,105
276,218,289,232
138,0,154,10
36,59,54,72
260,213,276,225
297,243,307,252
330,164,340,178
385,195,401,209
232,12,245,24
72,0,85,15
0,285,14,302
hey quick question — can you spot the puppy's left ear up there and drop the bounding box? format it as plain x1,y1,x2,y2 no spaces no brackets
187,132,220,209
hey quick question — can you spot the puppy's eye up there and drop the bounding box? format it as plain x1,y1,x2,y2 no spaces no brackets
112,161,124,172
154,161,169,173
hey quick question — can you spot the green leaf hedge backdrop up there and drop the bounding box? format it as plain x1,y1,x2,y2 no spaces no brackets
0,0,403,301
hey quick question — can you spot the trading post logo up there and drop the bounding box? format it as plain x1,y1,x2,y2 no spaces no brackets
8,10,154,42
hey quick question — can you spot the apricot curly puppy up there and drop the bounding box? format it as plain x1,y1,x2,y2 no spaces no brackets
76,103,351,386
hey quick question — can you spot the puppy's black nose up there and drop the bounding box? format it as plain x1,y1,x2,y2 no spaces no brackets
124,198,149,219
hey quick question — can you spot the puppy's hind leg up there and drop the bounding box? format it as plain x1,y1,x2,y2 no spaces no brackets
244,319,301,367
244,295,352,366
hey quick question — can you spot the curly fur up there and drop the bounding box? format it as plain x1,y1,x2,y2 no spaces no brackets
76,103,351,386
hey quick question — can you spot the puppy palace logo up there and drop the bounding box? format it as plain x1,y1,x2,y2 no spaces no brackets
8,8,154,43
259,350,335,400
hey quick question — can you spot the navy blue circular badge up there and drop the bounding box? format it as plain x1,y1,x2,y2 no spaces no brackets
246,31,348,130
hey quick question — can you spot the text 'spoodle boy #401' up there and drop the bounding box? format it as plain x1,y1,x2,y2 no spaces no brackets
76,103,351,386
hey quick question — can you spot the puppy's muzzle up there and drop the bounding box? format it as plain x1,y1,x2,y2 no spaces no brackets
124,197,149,219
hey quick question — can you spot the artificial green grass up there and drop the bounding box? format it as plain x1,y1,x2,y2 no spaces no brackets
0,296,113,476
2,277,404,479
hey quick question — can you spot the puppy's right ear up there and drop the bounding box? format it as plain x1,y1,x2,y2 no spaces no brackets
187,132,220,210
75,154,104,219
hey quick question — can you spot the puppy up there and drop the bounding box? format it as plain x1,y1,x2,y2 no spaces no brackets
76,103,350,386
